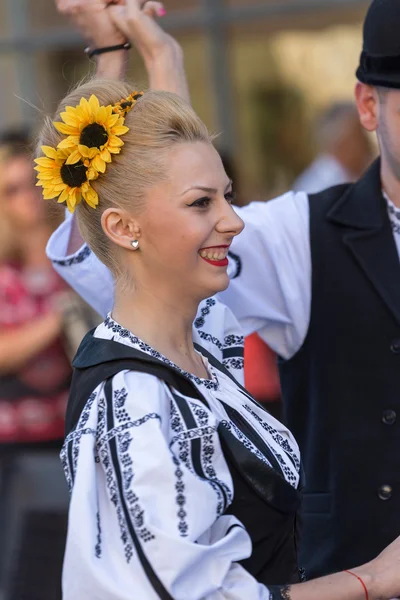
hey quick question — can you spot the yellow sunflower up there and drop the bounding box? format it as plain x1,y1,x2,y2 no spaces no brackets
53,94,129,175
113,91,144,116
34,145,99,213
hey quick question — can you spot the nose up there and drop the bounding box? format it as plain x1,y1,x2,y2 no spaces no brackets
216,202,244,237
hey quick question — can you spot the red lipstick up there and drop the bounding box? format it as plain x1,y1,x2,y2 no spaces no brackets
199,245,230,267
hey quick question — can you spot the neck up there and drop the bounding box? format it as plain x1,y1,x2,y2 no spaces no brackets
380,155,400,208
112,282,208,378
18,224,52,269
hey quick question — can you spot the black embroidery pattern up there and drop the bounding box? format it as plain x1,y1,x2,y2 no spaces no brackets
222,334,244,371
72,391,98,473
78,391,98,430
388,203,400,221
188,400,232,507
243,404,300,473
61,427,96,493
220,420,271,467
99,393,161,562
52,244,91,266
170,425,217,445
99,442,134,562
197,330,223,351
60,446,72,492
95,511,102,558
97,394,106,439
386,199,400,235
223,357,244,371
170,397,230,516
227,250,242,279
113,388,130,422
103,315,219,390
188,401,209,426
194,298,216,329
169,400,190,537
98,413,160,446
280,586,292,599
173,455,188,537
390,218,400,235
223,334,244,349
269,586,292,600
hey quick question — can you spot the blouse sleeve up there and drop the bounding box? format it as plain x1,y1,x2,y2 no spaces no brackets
219,191,311,360
63,370,272,600
46,217,113,318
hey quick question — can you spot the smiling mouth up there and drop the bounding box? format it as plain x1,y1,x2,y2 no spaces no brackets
199,245,230,267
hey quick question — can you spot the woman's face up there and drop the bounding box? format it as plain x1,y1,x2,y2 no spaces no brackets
135,141,244,302
1,155,44,230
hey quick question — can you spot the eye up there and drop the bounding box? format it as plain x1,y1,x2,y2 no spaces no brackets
188,196,211,208
225,190,236,205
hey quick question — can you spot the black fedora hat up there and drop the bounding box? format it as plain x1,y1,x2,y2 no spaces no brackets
356,0,400,89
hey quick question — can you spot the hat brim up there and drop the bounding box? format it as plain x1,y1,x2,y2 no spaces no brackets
356,66,400,89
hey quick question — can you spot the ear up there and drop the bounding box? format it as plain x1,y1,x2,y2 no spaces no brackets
101,208,140,250
354,82,379,132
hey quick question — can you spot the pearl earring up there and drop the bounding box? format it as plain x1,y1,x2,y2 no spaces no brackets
131,240,139,250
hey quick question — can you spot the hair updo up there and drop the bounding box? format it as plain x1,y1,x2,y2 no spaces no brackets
37,79,212,275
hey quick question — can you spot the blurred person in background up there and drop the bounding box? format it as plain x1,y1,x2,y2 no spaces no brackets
0,131,72,600
48,0,400,586
0,130,71,445
293,102,373,193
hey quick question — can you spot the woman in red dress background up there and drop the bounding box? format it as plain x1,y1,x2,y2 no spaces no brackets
0,131,71,446
0,131,72,600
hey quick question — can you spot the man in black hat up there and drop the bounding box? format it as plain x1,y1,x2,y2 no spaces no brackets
224,0,400,578
48,0,400,581
228,0,400,577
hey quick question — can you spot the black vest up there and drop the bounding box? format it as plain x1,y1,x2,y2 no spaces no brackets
279,159,400,578
67,332,304,589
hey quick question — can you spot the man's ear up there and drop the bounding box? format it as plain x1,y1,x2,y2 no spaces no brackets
101,207,141,250
355,82,379,133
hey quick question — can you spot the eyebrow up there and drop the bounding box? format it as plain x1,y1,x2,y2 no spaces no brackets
181,179,233,196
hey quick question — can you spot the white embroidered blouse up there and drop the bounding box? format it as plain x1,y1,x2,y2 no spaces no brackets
61,314,300,600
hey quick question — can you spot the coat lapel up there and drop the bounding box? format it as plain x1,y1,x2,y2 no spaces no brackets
327,158,400,327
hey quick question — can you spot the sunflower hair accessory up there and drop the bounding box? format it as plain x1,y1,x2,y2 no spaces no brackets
113,91,144,117
34,91,143,213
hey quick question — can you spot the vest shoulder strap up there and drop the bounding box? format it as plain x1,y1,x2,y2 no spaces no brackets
66,335,207,436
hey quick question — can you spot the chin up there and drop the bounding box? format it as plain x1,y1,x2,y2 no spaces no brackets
200,272,230,298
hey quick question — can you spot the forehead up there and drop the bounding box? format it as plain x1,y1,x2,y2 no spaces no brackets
164,141,227,189
2,155,32,180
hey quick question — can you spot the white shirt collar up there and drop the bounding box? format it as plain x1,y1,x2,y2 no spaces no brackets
383,191,400,232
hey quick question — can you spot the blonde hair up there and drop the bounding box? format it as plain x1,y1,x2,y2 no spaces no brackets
37,79,212,276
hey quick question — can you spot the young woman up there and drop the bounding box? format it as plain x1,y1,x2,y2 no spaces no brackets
36,74,400,600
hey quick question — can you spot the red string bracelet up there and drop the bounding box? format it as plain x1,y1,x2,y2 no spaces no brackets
344,570,369,600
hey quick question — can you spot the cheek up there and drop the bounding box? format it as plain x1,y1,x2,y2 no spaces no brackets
144,209,212,263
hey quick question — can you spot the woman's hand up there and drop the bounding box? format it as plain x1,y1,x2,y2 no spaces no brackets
55,0,126,50
55,0,129,78
107,0,174,69
55,0,190,101
361,535,400,599
108,0,190,101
